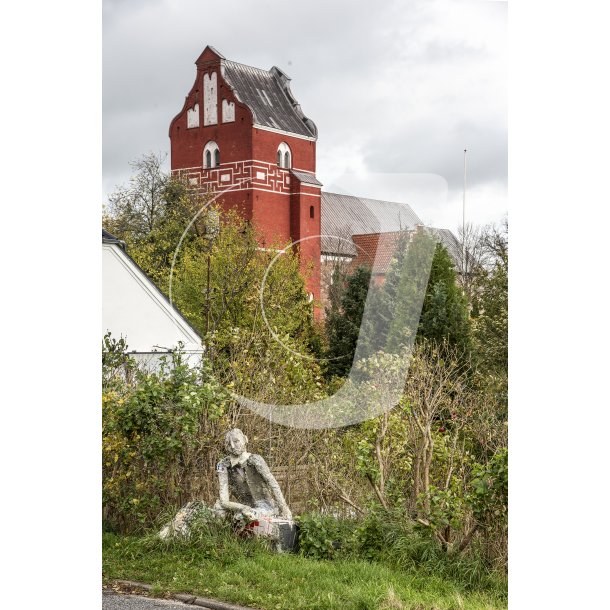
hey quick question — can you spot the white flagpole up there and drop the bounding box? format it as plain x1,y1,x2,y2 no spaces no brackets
462,148,467,274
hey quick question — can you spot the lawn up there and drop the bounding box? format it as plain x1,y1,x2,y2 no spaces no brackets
103,533,507,610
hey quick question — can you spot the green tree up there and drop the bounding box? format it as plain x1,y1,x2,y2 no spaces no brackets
324,266,372,378
417,243,473,356
474,221,508,376
324,230,472,376
104,154,325,408
104,152,170,239
172,208,316,348
383,230,438,353
103,153,213,291
364,230,414,354
360,230,470,357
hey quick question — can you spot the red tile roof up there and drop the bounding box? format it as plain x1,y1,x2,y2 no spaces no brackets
350,231,404,275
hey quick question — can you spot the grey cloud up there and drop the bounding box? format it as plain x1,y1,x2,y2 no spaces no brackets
103,0,506,230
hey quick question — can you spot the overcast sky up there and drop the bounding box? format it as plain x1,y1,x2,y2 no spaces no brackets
103,0,506,233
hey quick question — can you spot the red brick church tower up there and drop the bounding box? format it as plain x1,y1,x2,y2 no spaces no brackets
169,46,322,307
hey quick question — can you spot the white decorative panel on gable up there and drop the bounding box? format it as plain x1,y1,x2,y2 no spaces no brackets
187,103,199,128
222,99,235,123
203,72,218,126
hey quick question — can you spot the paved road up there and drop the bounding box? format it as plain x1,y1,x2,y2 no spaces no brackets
103,590,212,610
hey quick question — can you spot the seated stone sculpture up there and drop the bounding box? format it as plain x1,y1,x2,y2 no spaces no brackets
159,428,296,551
215,428,292,522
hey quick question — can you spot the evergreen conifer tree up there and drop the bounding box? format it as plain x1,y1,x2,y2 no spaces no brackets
324,266,372,378
417,243,473,356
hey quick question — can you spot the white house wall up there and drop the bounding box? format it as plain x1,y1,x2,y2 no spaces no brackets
102,243,202,355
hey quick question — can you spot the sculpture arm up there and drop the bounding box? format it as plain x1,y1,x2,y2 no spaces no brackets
251,455,292,519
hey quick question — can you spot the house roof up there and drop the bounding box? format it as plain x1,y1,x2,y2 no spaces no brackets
102,229,202,344
221,60,317,139
320,192,423,256
102,229,128,251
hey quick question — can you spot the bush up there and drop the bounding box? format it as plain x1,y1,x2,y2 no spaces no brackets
296,513,357,560
102,336,229,532
295,510,506,593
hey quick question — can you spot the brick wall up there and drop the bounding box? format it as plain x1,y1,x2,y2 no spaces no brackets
170,47,321,315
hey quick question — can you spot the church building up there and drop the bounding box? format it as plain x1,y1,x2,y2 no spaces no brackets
169,46,459,314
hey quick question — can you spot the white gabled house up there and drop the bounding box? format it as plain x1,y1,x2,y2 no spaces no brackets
102,229,203,369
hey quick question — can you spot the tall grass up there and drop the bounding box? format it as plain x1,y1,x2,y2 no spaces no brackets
132,506,272,561
104,524,507,610
104,509,506,609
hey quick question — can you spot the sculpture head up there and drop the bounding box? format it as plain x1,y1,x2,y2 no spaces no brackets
224,428,248,457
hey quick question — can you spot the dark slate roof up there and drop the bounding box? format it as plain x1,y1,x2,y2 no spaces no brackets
431,227,462,266
221,61,317,138
290,169,323,186
320,192,423,256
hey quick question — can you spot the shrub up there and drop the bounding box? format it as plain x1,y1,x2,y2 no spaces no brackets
296,513,357,560
296,510,506,593
102,338,229,532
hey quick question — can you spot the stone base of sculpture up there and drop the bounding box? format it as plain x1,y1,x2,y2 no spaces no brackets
243,515,298,552
158,501,297,552
158,500,215,540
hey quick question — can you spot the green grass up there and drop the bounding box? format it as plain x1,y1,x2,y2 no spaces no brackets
103,532,507,610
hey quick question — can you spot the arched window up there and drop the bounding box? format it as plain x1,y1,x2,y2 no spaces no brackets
277,142,291,168
310,205,315,219
203,141,220,169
